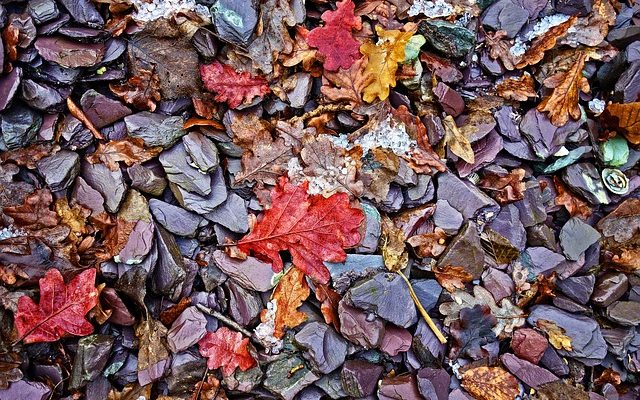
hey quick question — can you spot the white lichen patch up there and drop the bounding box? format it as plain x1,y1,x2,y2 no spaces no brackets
0,226,25,241
353,115,417,155
253,300,283,354
130,0,211,23
408,0,455,18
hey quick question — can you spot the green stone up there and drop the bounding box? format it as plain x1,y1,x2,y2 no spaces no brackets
600,136,629,167
418,20,476,58
404,34,426,62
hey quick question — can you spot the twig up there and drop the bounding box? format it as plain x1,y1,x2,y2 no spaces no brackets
67,97,103,140
196,304,253,338
289,104,352,124
396,271,447,344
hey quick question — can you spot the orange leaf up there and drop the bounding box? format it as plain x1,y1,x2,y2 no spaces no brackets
268,266,310,339
461,366,520,400
495,73,536,102
433,265,473,293
87,138,163,171
516,16,577,69
554,177,592,219
315,283,341,331
601,102,640,145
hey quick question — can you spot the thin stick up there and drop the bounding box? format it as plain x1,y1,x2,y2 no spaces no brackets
289,104,351,124
196,304,253,338
396,271,447,344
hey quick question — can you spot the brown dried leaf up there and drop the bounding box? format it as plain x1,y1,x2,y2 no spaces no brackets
321,58,373,107
268,266,310,339
281,26,319,70
536,319,573,351
407,228,447,258
516,16,577,69
495,73,536,102
3,189,59,229
0,352,22,389
67,97,103,140
601,102,640,145
461,366,520,400
419,51,463,82
537,51,589,127
235,135,294,186
352,147,399,202
315,283,341,331
554,177,592,219
481,228,520,265
381,215,408,272
485,30,517,71
192,376,228,400
159,297,192,326
441,115,474,164
0,143,58,169
478,168,526,204
110,61,162,111
87,138,162,171
55,198,90,237
561,0,616,47
433,265,473,293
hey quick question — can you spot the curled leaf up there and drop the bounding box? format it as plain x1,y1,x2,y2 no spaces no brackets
441,115,474,164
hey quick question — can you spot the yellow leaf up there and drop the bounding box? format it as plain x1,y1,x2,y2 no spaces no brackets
381,215,408,272
536,319,573,351
537,51,589,127
361,26,414,103
461,366,520,400
442,115,475,164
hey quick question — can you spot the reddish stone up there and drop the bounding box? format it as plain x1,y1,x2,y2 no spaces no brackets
511,328,548,364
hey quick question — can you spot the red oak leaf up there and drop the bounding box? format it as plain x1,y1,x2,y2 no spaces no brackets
200,61,270,109
306,0,362,71
197,327,256,377
237,177,364,283
14,268,99,344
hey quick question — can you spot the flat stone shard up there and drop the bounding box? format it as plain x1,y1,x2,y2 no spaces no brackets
264,355,319,400
559,217,601,261
81,160,127,213
149,199,206,238
341,360,383,397
212,250,275,292
125,111,186,148
295,322,348,374
437,222,485,279
436,172,499,220
562,163,610,205
36,150,79,191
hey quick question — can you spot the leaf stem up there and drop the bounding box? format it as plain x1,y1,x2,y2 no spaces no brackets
396,271,447,344
196,304,253,338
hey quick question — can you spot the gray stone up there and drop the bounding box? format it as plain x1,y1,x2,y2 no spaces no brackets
81,160,127,213
559,217,601,261
411,279,442,312
341,360,383,397
264,355,319,400
0,379,52,400
591,272,628,307
182,131,219,173
210,0,258,47
227,281,262,326
166,351,206,393
436,172,499,220
357,202,381,253
482,0,529,38
171,167,227,214
437,222,485,279
152,226,187,301
557,275,595,304
562,163,610,205
338,301,385,348
380,325,412,356
204,192,249,233
295,322,348,374
80,89,131,128
167,306,207,353
488,204,526,250
1,104,42,150
606,301,640,327
128,163,167,196
149,199,206,238
482,268,514,302
324,254,385,294
36,150,79,191
500,353,558,389
72,176,104,216
160,142,211,196
433,199,463,235
513,184,548,227
286,72,312,108
346,272,418,328
212,250,275,292
69,334,114,389
125,111,185,148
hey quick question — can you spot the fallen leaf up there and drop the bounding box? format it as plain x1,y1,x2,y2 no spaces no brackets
485,30,517,71
433,264,473,293
450,304,497,360
561,0,616,47
200,61,270,109
516,16,577,69
461,366,520,400
537,51,589,127
481,228,520,265
198,327,256,376
315,283,341,331
306,0,362,71
159,297,192,326
87,138,163,171
0,352,22,389
554,177,592,219
282,26,319,70
109,60,161,111
534,380,589,400
419,51,463,82
361,26,414,102
235,136,294,187
407,229,448,259
321,58,373,106
14,268,99,343
355,147,400,201
107,383,152,400
478,168,527,204
268,266,310,338
0,143,58,169
192,376,228,400
601,102,640,145
55,198,90,237
441,115,475,164
536,319,573,351
3,189,59,229
496,73,536,102
237,177,364,283
136,318,170,384
594,368,621,387
67,97,103,139
381,215,409,272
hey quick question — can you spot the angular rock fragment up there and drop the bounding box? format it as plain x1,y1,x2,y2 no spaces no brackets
295,322,348,374
437,222,485,279
36,150,79,191
81,160,127,213
167,306,207,353
212,250,275,292
264,355,319,400
182,131,219,173
338,301,385,348
125,112,185,148
204,193,249,233
341,360,382,398
559,217,601,261
149,199,206,238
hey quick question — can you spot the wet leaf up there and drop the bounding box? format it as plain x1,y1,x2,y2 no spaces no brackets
481,228,520,265
516,16,577,69
407,229,448,259
554,177,592,219
237,177,364,283
3,189,59,229
433,265,473,293
198,327,256,377
109,60,162,111
200,61,270,109
561,0,616,47
535,319,573,351
321,58,373,106
461,366,520,400
495,73,536,102
450,304,497,359
478,169,526,204
381,215,409,272
315,283,341,331
14,268,98,343
87,138,163,171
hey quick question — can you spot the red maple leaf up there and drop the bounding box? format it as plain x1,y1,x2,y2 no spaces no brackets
237,177,364,283
14,268,99,344
306,0,362,71
200,61,270,109
197,327,256,376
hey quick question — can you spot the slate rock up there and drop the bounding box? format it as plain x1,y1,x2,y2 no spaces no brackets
488,204,526,250
0,67,22,112
411,279,442,312
210,0,258,47
69,334,115,389
433,199,463,235
212,250,275,292
482,268,514,302
540,347,570,377
227,281,262,326
34,36,105,68
21,79,71,112
1,103,42,150
413,319,446,364
527,224,558,250
524,247,577,278
338,301,385,348
36,150,79,191
416,368,450,400
100,287,135,326
128,163,167,196
27,0,59,24
152,226,187,301
511,328,548,364
380,325,412,356
483,0,528,37
555,0,593,16
404,174,435,208
559,217,601,261
72,176,104,216
264,355,319,400
345,272,418,328
114,190,154,265
0,379,52,400
81,160,127,213
557,275,595,304
591,272,629,307
286,72,312,108
528,305,607,366
316,371,348,399
456,130,503,177
160,142,212,196
437,222,485,279
436,172,499,220
520,108,581,160
182,131,219,173
325,254,385,294
171,167,227,214
562,163,610,205
419,20,475,58
341,360,382,397
295,322,348,374
166,351,207,394
167,306,207,353
204,192,249,233
501,353,558,389
223,366,263,393
149,199,205,238
614,61,640,103
433,82,465,117
80,89,131,128
59,0,104,28
125,112,186,148
357,202,382,253
605,301,640,327
513,184,548,227
601,327,636,358
378,374,423,400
